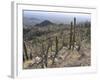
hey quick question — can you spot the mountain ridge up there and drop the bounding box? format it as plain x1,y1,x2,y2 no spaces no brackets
35,20,54,27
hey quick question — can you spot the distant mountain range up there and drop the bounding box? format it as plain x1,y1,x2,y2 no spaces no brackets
23,17,41,28
23,16,55,27
23,16,55,28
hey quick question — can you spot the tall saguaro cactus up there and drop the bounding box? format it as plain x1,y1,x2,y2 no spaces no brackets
55,36,58,57
23,41,29,60
41,42,45,68
69,17,76,50
73,17,76,49
52,36,59,64
30,52,33,60
45,42,50,67
23,54,25,62
69,22,73,50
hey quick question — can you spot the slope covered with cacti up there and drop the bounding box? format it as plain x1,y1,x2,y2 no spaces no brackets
23,17,91,69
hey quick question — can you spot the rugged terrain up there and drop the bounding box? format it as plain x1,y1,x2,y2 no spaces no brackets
23,18,91,69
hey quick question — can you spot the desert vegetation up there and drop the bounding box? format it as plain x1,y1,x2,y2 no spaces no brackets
23,11,91,69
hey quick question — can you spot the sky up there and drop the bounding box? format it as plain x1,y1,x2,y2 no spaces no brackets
23,10,91,25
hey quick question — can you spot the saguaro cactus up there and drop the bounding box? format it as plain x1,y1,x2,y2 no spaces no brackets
44,42,50,67
55,36,58,57
30,52,33,60
52,36,58,64
23,41,29,60
49,39,53,51
23,54,25,62
41,43,45,68
69,22,73,50
73,17,76,49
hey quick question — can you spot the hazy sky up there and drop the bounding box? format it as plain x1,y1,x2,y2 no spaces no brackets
23,10,91,25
